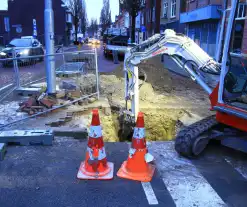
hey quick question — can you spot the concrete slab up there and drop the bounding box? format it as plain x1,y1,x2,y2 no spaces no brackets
0,130,54,146
14,87,41,96
0,143,6,161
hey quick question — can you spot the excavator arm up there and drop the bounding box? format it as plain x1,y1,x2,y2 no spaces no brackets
124,29,221,120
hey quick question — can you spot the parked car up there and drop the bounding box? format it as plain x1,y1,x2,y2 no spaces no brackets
0,38,44,67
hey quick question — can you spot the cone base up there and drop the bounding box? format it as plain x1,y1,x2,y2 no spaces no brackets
117,161,155,182
77,161,114,180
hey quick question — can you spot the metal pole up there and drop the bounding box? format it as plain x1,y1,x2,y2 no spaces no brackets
218,0,238,103
44,0,56,94
216,0,229,62
13,48,20,88
95,48,100,99
132,66,139,121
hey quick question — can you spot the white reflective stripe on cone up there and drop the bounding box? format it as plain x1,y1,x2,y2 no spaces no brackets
89,125,102,138
145,153,154,163
98,147,107,160
133,127,145,139
87,147,94,160
87,146,106,161
129,148,136,158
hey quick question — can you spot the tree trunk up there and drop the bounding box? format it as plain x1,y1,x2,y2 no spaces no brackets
131,15,136,43
75,18,78,42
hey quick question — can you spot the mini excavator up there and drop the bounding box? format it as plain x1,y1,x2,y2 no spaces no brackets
122,0,247,157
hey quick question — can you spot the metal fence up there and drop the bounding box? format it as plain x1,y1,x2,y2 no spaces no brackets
0,46,99,128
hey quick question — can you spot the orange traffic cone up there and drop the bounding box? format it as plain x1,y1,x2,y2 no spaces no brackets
117,112,155,182
77,109,114,180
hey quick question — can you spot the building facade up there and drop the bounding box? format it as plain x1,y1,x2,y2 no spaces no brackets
160,0,186,34
114,11,130,29
227,0,247,54
145,0,162,38
180,0,222,58
0,0,72,46
0,10,9,46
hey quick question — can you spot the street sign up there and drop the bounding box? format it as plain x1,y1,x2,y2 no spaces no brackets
33,19,37,26
141,26,146,33
16,27,22,33
4,17,10,32
12,24,21,28
33,19,37,38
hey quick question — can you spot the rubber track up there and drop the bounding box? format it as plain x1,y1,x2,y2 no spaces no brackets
175,115,218,157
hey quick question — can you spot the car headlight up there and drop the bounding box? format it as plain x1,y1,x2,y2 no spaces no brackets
20,49,30,55
0,52,6,56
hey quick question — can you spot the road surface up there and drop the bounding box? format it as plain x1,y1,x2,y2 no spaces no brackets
0,44,119,91
0,140,246,207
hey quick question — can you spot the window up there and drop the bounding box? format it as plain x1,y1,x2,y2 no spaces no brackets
171,0,176,18
236,3,247,20
163,1,168,18
152,7,155,22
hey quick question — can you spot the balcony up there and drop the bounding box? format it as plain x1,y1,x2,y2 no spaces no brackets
180,5,221,23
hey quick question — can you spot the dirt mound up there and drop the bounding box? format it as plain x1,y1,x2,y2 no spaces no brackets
75,57,212,141
111,56,173,94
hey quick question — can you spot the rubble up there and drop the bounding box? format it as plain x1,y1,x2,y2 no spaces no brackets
17,93,57,115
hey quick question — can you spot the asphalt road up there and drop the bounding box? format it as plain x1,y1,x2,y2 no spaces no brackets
0,140,246,207
0,44,120,91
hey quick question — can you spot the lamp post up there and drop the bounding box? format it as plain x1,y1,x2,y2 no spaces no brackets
44,0,56,94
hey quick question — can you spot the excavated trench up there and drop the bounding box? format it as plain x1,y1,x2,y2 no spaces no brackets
95,97,186,142
65,56,211,142
64,102,183,142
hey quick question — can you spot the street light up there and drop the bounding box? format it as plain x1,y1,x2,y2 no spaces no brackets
44,0,56,95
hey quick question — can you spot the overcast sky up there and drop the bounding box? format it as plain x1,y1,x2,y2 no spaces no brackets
0,0,119,23
0,0,8,10
85,0,119,23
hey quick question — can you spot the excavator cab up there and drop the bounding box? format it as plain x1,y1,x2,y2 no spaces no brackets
213,0,247,134
179,0,247,156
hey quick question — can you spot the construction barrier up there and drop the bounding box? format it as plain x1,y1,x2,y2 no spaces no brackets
0,46,100,128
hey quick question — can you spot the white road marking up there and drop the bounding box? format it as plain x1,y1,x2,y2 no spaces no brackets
141,182,159,205
149,142,226,207
224,157,247,180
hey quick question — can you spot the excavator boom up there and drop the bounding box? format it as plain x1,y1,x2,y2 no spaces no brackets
124,29,221,119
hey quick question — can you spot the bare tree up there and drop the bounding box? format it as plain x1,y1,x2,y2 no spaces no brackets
100,0,112,34
68,0,83,42
119,0,145,42
89,18,98,37
80,0,88,36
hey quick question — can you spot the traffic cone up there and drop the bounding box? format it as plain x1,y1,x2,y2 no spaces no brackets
117,112,155,182
77,109,114,180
